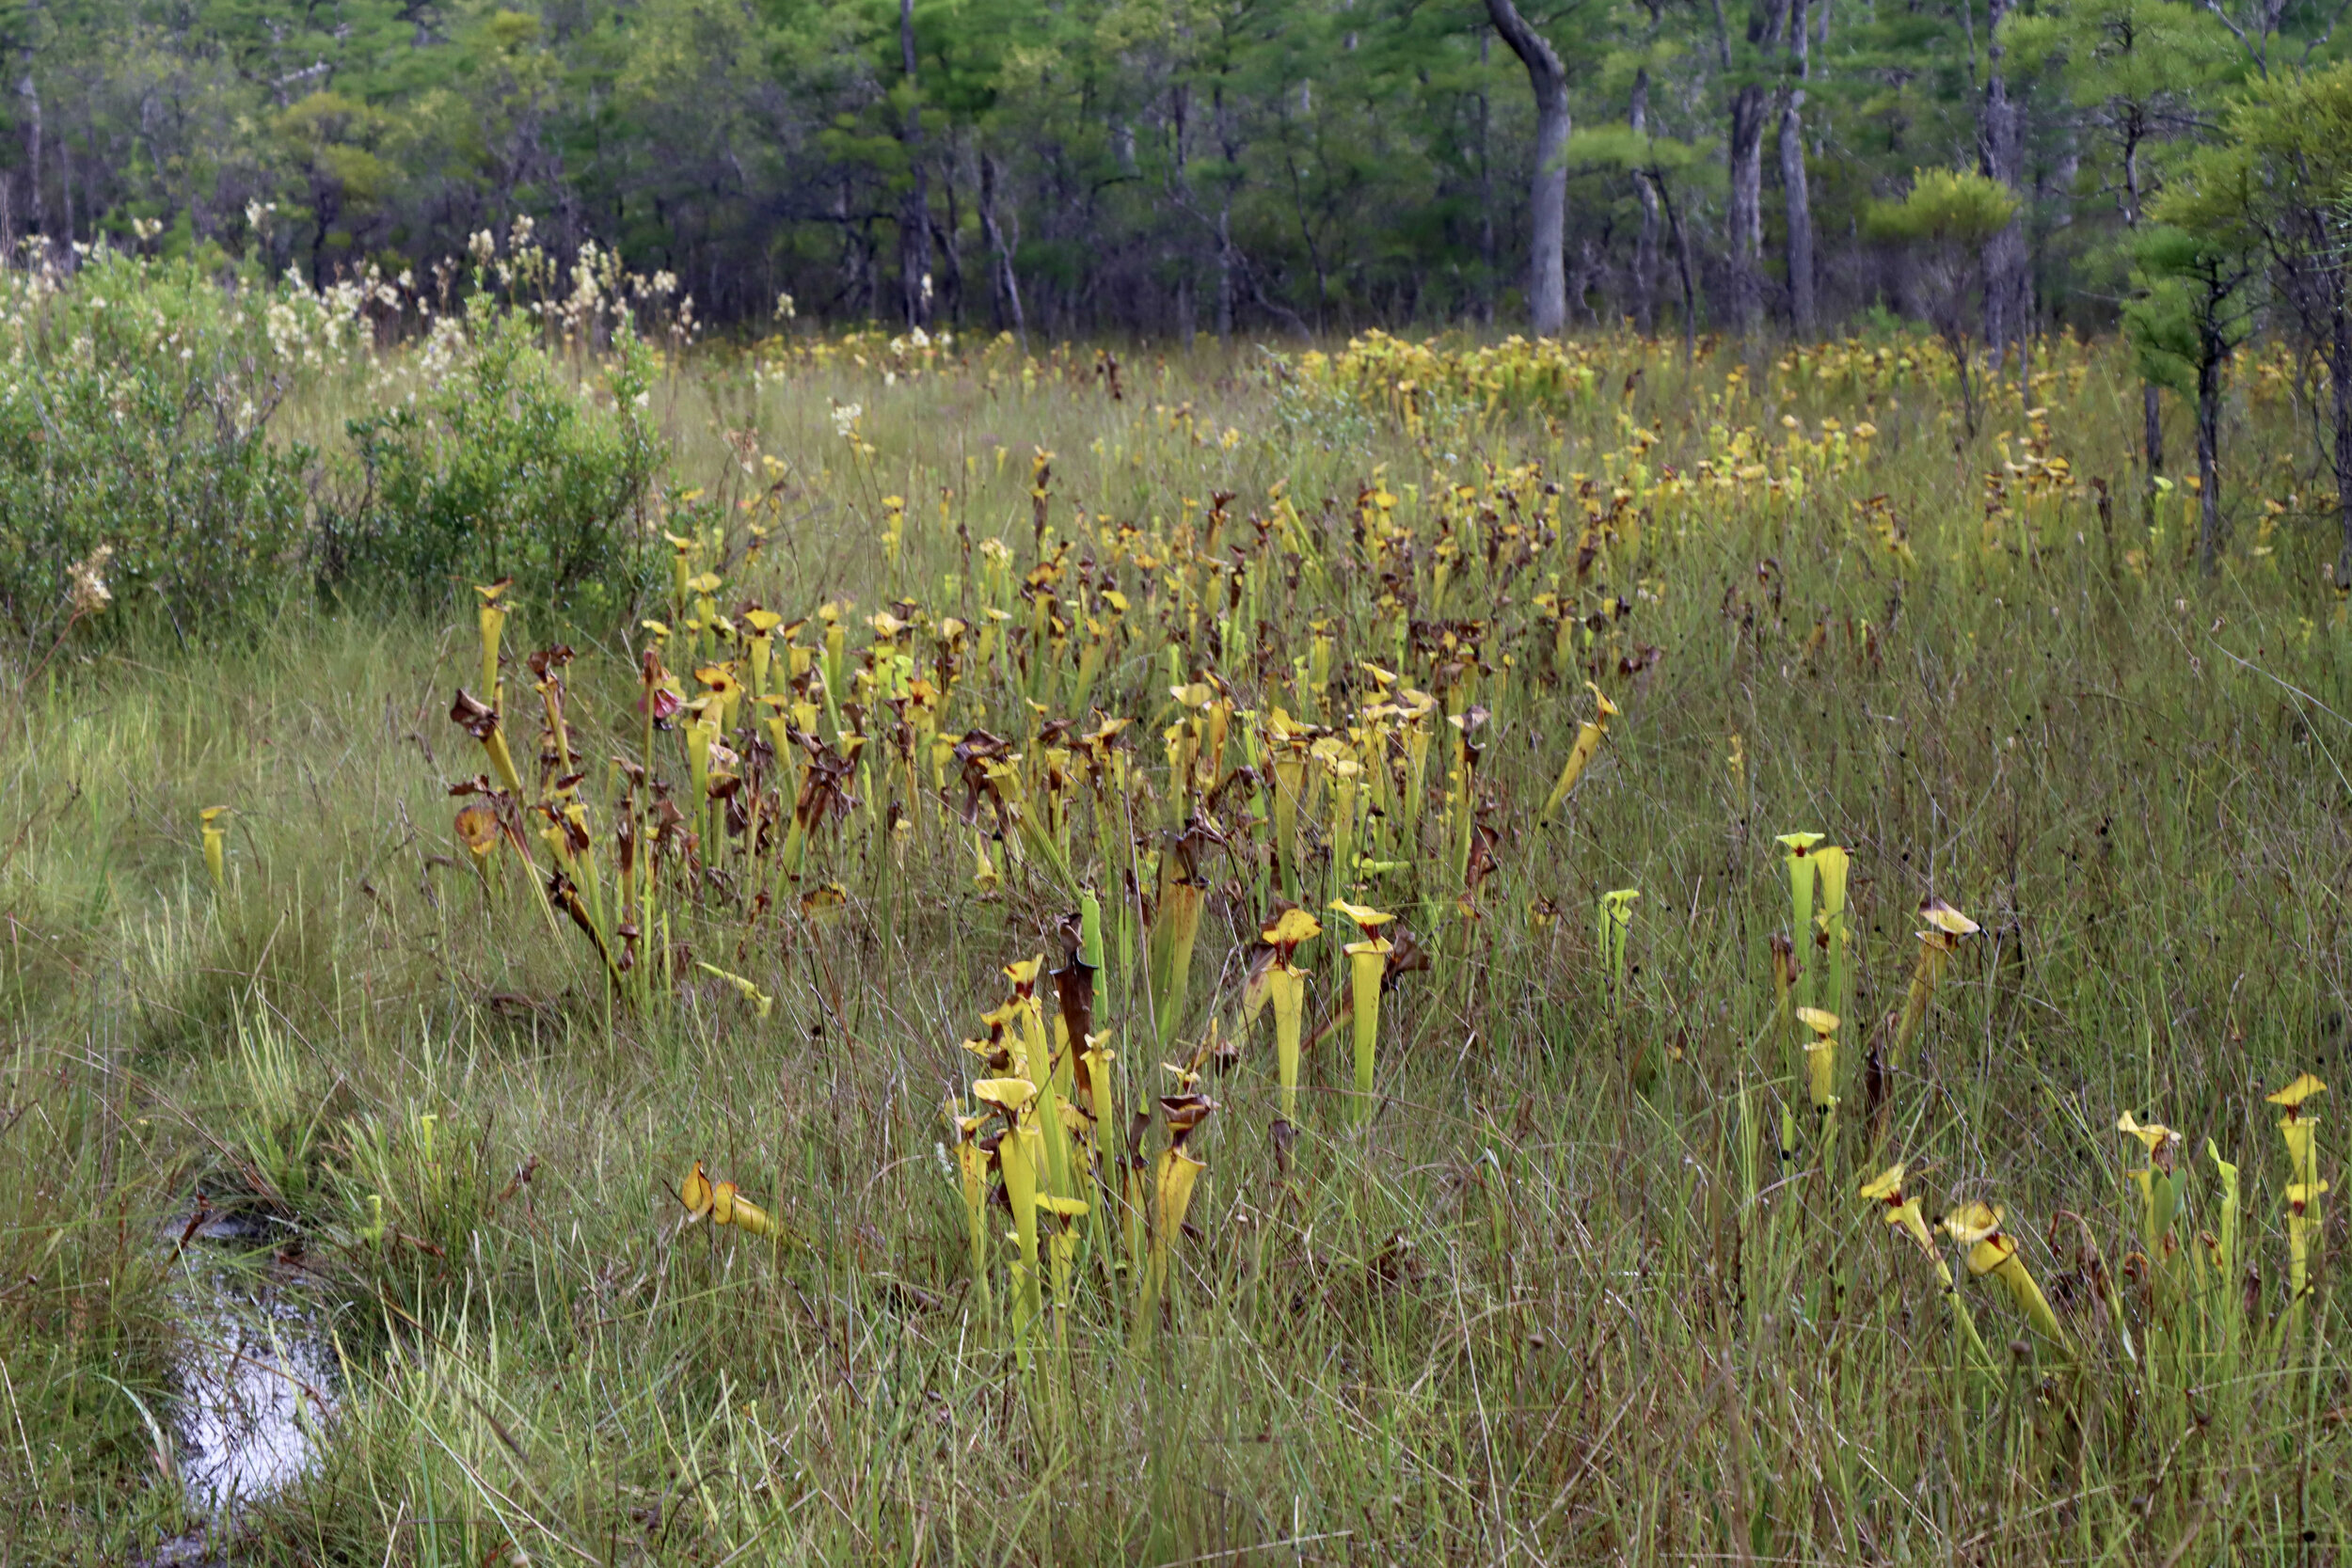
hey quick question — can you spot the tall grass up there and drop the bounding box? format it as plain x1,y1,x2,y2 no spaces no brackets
1,318,2347,1564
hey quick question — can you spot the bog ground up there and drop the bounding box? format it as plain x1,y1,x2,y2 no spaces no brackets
3,298,2350,1564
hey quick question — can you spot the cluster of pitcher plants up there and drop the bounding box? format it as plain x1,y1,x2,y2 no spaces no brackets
209,399,2327,1382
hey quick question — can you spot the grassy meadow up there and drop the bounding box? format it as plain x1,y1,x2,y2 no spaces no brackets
5,313,2352,1564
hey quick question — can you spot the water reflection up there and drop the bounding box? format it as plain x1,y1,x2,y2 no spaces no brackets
172,1271,336,1513
164,1208,337,1522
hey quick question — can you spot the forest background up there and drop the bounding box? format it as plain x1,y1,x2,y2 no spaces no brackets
0,0,2331,348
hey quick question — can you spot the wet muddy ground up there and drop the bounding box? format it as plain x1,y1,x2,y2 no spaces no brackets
140,1207,337,1566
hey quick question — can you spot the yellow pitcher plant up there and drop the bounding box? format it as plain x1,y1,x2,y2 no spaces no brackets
1860,1164,1989,1365
200,806,230,893
2116,1111,2183,1263
475,578,512,711
678,1161,787,1242
1813,845,1851,1023
1773,832,1825,1013
1262,908,1321,1126
976,1074,1048,1338
1597,888,1639,1003
1540,684,1617,824
1893,898,1979,1064
1797,1006,1839,1115
1331,899,1394,1124
1140,1092,1217,1330
1941,1200,2070,1352
2267,1072,2327,1306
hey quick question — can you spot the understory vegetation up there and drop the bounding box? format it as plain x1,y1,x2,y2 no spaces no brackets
2,257,2350,1564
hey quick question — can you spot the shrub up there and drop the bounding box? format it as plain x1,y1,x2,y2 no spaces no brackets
318,297,662,620
0,255,312,644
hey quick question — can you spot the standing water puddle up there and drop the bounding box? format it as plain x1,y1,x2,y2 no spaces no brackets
145,1209,339,1562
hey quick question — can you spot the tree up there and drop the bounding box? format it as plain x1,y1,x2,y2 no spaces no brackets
898,0,931,328
1866,168,2021,436
1780,0,1815,334
278,92,393,284
1719,0,1792,335
2127,196,2260,573
2006,0,2231,517
2212,64,2352,587
2,0,2339,339
1565,121,1708,355
1485,0,1570,336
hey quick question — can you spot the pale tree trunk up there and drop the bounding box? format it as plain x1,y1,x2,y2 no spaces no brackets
1217,198,1235,340
2123,128,2165,520
1780,0,1815,335
1479,32,1498,326
2196,330,2223,574
978,150,1026,352
1724,0,1789,335
1631,66,1661,334
1486,0,1569,338
2329,292,2352,588
899,0,932,328
16,73,40,241
1727,84,1768,333
1979,0,2024,387
1216,86,1238,341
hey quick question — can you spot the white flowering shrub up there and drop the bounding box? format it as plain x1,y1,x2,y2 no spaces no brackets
0,252,313,641
316,293,662,617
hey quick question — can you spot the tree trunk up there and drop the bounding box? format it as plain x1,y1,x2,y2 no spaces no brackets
17,73,41,241
1486,0,1569,338
1479,31,1498,327
978,150,1026,352
1631,66,1660,335
1217,196,1235,341
1722,0,1788,337
2122,129,2165,520
1781,0,1815,335
899,0,932,329
1661,177,1699,362
1778,91,1813,334
1727,84,1768,334
937,158,964,325
2197,328,2223,574
2330,300,2351,587
1980,0,2024,386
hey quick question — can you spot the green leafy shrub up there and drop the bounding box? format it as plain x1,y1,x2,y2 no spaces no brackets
0,255,312,642
319,298,662,619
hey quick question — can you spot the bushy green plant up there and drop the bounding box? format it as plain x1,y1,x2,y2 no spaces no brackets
0,254,311,643
319,297,661,619
1866,168,2020,436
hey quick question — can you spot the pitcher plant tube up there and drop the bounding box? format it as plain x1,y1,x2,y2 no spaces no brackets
1331,899,1396,1125
1860,1164,1990,1367
1942,1200,2071,1353
2267,1072,2327,1307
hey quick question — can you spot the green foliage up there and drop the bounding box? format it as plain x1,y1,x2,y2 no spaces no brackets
2126,269,2203,397
2133,148,2262,371
1562,123,1710,175
0,256,310,642
1864,168,2020,247
2123,226,2233,396
7,0,2345,336
319,300,662,620
2002,0,2231,119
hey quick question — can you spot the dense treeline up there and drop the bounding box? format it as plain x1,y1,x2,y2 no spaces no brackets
1,0,2343,344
